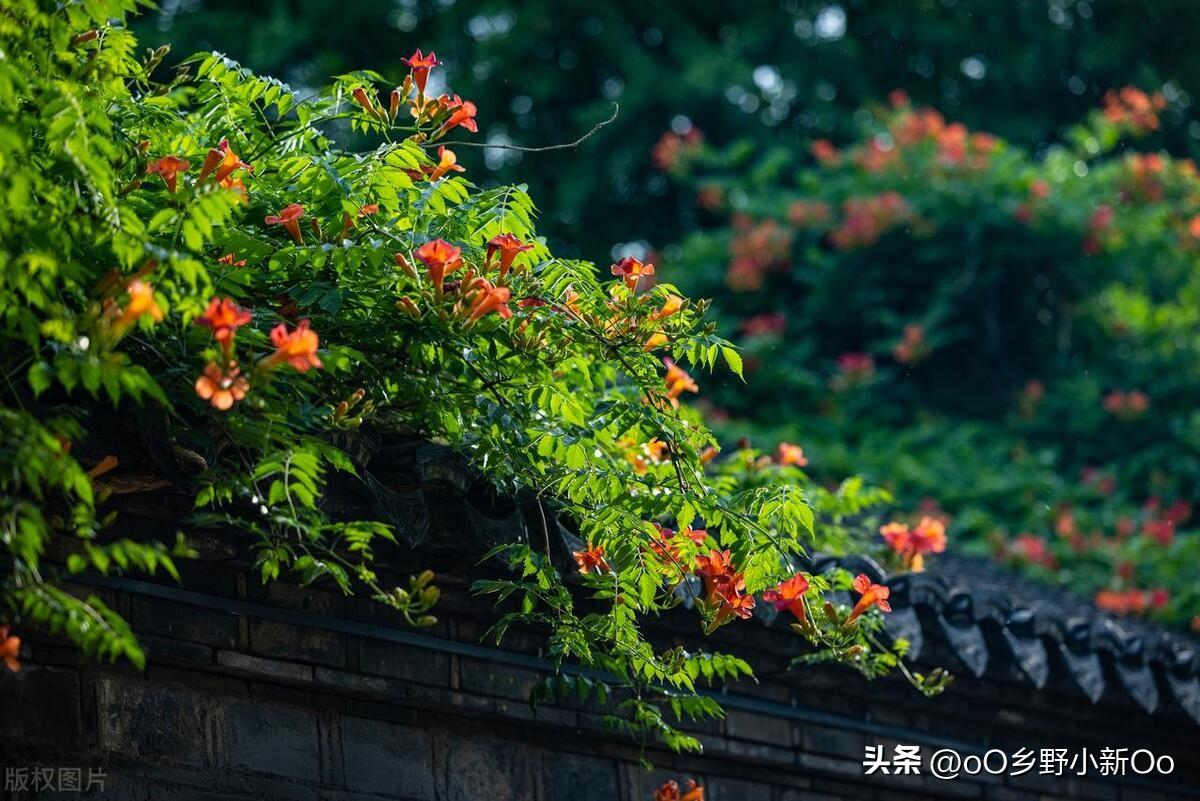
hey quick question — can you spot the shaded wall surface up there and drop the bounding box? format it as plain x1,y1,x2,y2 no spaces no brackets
2,552,1198,801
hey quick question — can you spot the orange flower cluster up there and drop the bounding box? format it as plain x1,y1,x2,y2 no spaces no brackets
662,358,699,407
0,625,20,672
832,351,874,389
405,235,532,325
775,441,808,468
191,289,323,410
787,199,832,228
881,99,998,171
647,523,708,567
653,779,704,801
1008,533,1056,569
652,127,703,172
892,323,927,364
485,233,534,280
739,312,787,338
102,278,164,336
695,549,755,628
196,297,252,356
146,155,190,193
621,436,670,474
1095,587,1169,616
263,320,323,372
1141,497,1190,546
1102,389,1149,420
880,516,947,571
139,136,252,201
351,49,478,143
1102,86,1166,135
573,543,610,575
194,361,250,411
726,215,793,291
810,138,840,166
197,138,252,200
1119,153,1166,202
829,193,913,250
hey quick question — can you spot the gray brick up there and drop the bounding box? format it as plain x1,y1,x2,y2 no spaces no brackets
217,650,314,683
340,715,436,798
438,732,534,800
129,596,238,649
458,659,540,702
540,752,619,801
706,776,773,801
96,675,209,766
248,619,345,668
223,700,320,781
357,638,451,686
725,707,792,746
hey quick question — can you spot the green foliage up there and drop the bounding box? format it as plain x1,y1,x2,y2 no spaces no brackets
136,1,1200,265
0,0,941,757
667,88,1200,626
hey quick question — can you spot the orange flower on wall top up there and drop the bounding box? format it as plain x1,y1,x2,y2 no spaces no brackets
763,573,810,625
847,573,891,624
653,779,704,801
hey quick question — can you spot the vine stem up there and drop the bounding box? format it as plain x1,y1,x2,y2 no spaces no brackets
421,103,620,153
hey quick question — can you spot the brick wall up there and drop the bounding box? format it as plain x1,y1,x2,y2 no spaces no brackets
2,551,1197,801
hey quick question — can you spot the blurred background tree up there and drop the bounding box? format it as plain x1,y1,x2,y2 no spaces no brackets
137,0,1200,262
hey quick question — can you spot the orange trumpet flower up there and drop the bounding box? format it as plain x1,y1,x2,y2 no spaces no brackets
466,281,513,323
262,320,322,372
428,146,466,182
265,203,306,245
763,572,810,624
196,297,252,354
847,573,891,624
573,544,610,575
610,256,654,291
146,155,190,193
485,233,534,280
402,49,441,95
414,238,463,295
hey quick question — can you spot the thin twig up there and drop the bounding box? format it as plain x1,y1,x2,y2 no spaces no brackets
422,103,620,152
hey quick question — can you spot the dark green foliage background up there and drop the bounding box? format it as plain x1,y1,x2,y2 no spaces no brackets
137,0,1200,259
